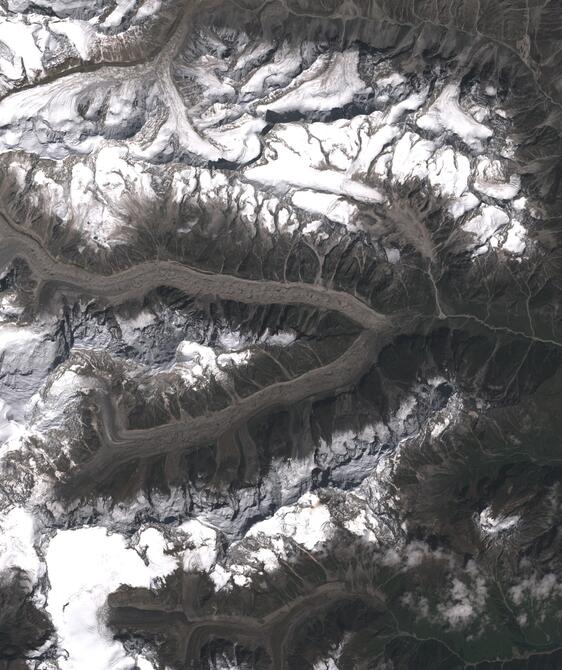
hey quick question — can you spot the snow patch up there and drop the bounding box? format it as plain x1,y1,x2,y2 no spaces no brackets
479,507,520,535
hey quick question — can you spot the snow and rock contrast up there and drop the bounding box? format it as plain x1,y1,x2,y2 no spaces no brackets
0,1,562,669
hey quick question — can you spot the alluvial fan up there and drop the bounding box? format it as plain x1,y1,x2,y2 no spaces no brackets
0,0,561,668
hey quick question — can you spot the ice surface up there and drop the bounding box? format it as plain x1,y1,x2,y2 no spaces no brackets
427,147,471,198
391,132,436,182
246,493,333,551
180,520,219,573
417,84,493,151
462,206,510,249
474,157,521,200
292,190,359,227
0,19,46,82
448,192,480,219
503,218,527,254
50,20,96,59
45,527,177,670
0,507,42,589
246,158,383,204
258,50,369,116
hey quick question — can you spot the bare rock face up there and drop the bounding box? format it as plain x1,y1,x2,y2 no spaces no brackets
0,1,561,668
